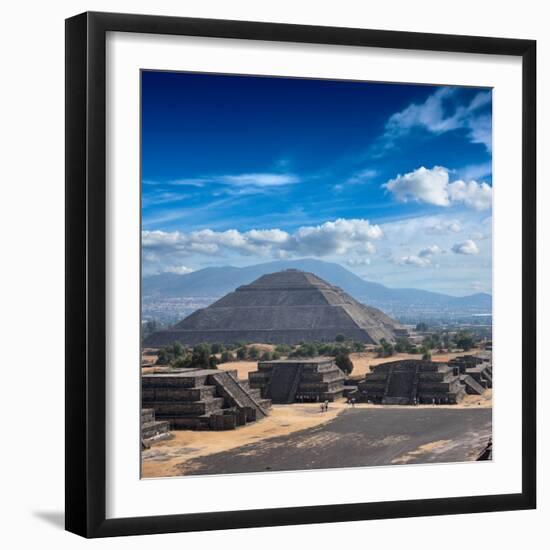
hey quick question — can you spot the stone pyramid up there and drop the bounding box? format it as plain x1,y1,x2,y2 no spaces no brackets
145,269,406,346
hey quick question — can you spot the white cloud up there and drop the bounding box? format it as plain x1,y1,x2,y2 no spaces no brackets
218,173,300,187
245,228,290,245
426,221,462,235
167,172,300,192
384,166,450,206
164,265,194,275
448,179,493,211
142,218,383,262
458,161,492,182
419,244,443,258
396,255,431,268
467,114,492,152
382,88,492,151
452,239,480,255
290,219,383,256
346,169,378,185
384,166,492,210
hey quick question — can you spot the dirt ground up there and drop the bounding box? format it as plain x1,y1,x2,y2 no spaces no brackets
142,390,492,478
141,403,341,478
217,360,259,378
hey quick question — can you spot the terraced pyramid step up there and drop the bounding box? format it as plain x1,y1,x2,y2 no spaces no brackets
142,368,272,430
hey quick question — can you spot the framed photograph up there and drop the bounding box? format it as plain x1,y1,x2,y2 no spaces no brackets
65,11,536,538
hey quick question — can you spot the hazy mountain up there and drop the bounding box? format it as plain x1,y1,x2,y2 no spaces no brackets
143,259,491,319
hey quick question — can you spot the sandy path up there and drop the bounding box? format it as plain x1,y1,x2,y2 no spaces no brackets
141,403,342,478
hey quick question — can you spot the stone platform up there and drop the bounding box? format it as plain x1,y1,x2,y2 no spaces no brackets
448,354,493,392
142,368,271,430
249,357,345,403
358,360,467,405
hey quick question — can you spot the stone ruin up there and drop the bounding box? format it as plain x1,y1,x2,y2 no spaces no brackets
248,357,346,403
448,353,493,392
144,269,408,347
141,408,172,448
142,368,271,430
357,353,492,405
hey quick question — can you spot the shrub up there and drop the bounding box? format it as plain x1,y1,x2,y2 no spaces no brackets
156,342,185,365
394,337,414,354
210,343,224,354
275,344,291,355
335,353,354,375
377,338,394,358
455,331,475,351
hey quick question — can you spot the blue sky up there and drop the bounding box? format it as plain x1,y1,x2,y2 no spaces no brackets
142,71,493,296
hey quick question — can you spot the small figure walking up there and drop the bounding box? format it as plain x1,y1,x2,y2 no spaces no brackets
324,399,329,412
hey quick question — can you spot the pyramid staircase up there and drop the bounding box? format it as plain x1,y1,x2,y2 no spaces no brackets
142,368,271,430
265,365,303,404
210,370,270,419
460,375,485,395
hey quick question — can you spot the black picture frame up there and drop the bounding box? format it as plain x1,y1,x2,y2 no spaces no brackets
65,11,536,538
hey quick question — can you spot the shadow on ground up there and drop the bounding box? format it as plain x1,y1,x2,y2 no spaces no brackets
33,510,65,530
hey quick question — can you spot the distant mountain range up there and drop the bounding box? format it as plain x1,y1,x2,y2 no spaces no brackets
143,259,492,321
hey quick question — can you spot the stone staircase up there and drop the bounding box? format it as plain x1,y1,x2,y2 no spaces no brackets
460,375,486,395
266,365,303,404
142,368,271,431
211,370,270,419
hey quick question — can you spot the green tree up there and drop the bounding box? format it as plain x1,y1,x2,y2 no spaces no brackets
190,344,211,369
335,334,346,343
377,338,394,358
415,322,429,332
210,343,224,354
275,344,291,355
236,347,247,360
335,353,354,375
171,355,192,369
260,351,272,361
421,345,432,360
156,341,185,365
455,331,475,351
394,337,413,353
352,341,366,353
248,346,260,360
